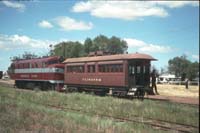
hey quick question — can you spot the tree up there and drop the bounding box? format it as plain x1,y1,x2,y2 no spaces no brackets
88,35,128,54
53,41,85,58
70,41,85,58
53,35,128,58
84,38,93,54
187,62,199,80
107,36,127,54
168,55,199,80
92,35,109,51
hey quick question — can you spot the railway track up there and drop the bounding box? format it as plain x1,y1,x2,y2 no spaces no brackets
1,94,198,133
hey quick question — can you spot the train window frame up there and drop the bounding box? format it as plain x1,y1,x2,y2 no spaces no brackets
137,66,141,74
42,62,46,68
35,63,38,68
87,65,95,73
29,63,32,68
98,64,123,73
67,65,85,73
129,66,135,75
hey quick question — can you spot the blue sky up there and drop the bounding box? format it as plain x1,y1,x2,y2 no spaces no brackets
0,1,199,72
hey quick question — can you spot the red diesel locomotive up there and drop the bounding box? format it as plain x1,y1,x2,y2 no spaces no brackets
9,56,64,91
63,53,156,96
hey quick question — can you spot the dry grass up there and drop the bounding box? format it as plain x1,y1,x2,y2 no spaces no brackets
157,84,199,98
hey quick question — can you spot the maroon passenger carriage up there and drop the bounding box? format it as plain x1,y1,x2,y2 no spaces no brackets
63,52,156,97
8,56,64,91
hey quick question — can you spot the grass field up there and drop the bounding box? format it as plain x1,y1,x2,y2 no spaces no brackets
0,85,199,132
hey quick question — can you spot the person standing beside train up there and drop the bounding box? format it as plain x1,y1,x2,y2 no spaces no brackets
151,69,159,95
185,78,189,89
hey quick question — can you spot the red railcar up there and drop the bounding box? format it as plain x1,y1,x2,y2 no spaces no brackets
63,53,156,96
8,56,64,91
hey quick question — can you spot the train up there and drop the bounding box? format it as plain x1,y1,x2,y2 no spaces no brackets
8,56,65,91
8,52,156,97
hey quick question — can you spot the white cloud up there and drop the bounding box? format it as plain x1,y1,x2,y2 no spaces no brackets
139,44,172,53
0,34,56,51
38,20,53,29
153,1,199,8
2,1,25,12
72,1,198,20
124,38,146,47
192,54,199,60
55,16,93,31
124,38,172,53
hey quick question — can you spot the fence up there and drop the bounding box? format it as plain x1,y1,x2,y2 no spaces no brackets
160,81,199,86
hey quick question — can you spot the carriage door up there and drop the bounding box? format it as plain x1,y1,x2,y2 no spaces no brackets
128,61,144,87
128,64,135,87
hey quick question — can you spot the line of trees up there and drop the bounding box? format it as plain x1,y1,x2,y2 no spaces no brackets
52,35,128,58
168,55,199,80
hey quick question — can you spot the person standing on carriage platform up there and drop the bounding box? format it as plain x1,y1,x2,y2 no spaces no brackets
151,69,159,95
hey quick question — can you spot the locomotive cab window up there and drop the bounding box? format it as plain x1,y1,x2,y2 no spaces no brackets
48,60,58,65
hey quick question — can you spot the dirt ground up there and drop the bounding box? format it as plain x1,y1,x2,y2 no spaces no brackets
0,79,14,87
145,84,199,105
0,79,199,105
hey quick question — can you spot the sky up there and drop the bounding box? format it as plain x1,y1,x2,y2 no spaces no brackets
0,0,199,72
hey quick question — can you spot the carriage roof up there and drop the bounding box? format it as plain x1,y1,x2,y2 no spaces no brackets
63,53,157,64
12,56,60,64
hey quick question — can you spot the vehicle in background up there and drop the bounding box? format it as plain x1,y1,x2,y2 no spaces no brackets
2,72,10,80
157,74,181,84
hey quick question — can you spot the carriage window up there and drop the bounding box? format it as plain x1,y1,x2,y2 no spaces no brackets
42,62,46,68
88,65,95,73
25,63,28,68
99,64,123,73
20,64,23,69
137,66,141,73
129,66,135,74
67,65,84,73
29,63,32,68
31,63,34,68
99,65,105,72
35,63,38,68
